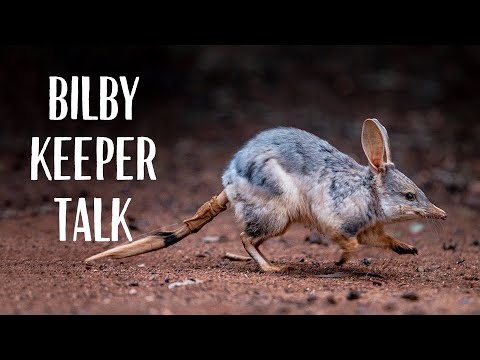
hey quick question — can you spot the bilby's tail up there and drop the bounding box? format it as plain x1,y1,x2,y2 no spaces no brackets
84,190,229,262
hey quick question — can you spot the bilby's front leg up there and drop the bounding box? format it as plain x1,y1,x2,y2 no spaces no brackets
332,234,359,266
387,235,418,255
357,225,418,255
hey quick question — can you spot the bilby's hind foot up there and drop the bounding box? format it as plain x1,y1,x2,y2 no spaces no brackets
260,264,288,272
240,232,286,273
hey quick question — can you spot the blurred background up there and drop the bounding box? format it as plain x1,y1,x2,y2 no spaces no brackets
0,45,479,217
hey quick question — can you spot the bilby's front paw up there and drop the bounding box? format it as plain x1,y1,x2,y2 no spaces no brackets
392,242,418,255
335,258,349,266
335,252,353,266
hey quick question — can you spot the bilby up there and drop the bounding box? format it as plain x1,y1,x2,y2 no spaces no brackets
85,118,447,272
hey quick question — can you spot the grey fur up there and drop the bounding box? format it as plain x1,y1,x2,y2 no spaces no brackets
222,126,443,242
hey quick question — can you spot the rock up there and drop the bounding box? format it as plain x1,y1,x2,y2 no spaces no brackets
456,259,465,264
409,223,425,234
346,290,361,301
306,294,317,303
401,291,419,301
168,279,204,289
443,241,457,251
384,303,396,312
128,281,139,287
128,289,138,295
372,281,382,286
137,263,146,268
326,295,337,305
472,240,480,247
362,258,371,266
417,266,425,273
202,235,227,243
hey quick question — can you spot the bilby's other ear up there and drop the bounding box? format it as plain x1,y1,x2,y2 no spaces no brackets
361,118,392,173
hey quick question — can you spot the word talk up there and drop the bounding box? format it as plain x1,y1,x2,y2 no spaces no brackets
55,198,132,242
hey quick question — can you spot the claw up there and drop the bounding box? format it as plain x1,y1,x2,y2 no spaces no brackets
392,244,418,255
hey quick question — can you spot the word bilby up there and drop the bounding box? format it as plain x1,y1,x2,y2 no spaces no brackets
49,76,139,120
31,137,156,180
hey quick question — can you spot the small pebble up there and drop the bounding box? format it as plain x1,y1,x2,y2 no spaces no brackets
299,258,305,263
372,281,382,286
202,235,226,243
362,258,371,266
138,263,146,268
168,279,204,289
128,289,138,295
457,259,465,264
401,291,419,301
346,290,361,301
306,294,317,303
384,303,397,312
443,241,457,251
326,295,337,305
145,295,155,302
128,281,139,287
417,266,425,273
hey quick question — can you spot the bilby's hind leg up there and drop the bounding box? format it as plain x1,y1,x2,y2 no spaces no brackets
332,234,359,266
357,226,418,255
240,232,286,272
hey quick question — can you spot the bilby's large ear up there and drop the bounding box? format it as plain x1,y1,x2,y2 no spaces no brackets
361,118,392,173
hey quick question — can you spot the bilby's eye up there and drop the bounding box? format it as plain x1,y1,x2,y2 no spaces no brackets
405,192,416,201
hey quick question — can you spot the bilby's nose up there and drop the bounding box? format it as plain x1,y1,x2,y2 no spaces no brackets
429,203,447,220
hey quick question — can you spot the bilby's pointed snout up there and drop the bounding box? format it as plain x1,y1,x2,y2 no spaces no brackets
429,203,447,220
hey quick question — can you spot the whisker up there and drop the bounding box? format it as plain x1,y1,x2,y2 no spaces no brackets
430,218,443,241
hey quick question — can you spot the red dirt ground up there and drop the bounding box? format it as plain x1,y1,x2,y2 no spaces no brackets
1,129,479,315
